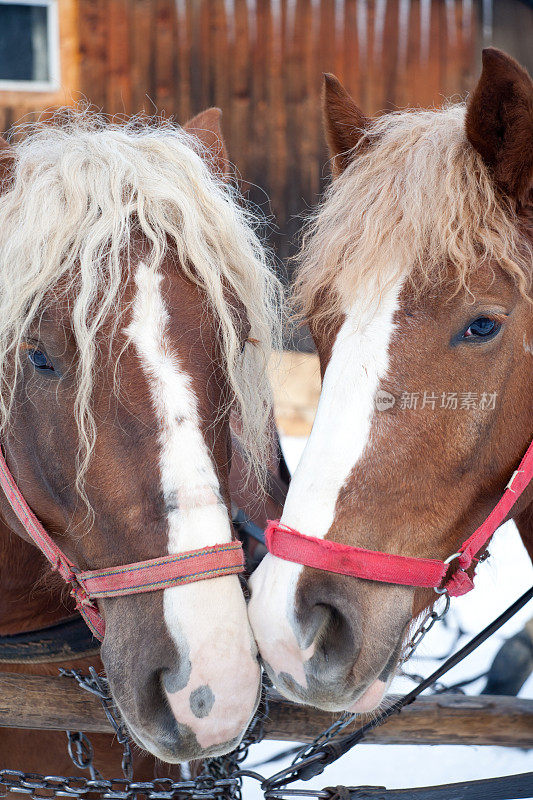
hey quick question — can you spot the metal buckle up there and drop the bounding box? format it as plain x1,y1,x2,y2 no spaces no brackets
506,469,522,493
434,552,461,594
68,574,98,610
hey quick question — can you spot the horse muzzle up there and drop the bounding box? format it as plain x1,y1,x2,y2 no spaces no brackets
100,591,261,762
249,553,412,713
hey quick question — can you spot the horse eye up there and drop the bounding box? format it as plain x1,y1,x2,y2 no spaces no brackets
28,348,55,371
462,317,501,341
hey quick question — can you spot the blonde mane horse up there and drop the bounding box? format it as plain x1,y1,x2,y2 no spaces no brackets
0,108,281,764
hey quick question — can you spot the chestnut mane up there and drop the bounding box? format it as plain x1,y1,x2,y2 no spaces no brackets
294,104,532,332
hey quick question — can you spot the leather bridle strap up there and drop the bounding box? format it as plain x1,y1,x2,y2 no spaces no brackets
265,526,447,587
266,438,533,597
0,448,244,642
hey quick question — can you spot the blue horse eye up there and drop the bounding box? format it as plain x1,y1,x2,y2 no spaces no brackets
463,317,500,340
28,349,54,370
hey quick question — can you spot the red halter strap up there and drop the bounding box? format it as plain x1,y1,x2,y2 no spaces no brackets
0,448,244,641
266,439,533,598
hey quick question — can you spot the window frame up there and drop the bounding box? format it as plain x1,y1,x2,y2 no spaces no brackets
0,0,60,92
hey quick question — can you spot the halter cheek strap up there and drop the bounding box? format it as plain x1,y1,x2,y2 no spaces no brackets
0,448,244,641
266,439,533,597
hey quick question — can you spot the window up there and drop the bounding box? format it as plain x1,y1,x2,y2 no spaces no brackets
0,0,60,91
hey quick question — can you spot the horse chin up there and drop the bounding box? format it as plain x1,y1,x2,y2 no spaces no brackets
126,723,244,763
116,698,249,763
348,679,388,713
260,657,384,714
260,638,397,714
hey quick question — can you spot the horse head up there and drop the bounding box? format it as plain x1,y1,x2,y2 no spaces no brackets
0,109,281,760
249,49,533,712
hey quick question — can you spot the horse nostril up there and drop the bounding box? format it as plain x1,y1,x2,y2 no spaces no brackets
161,665,191,696
299,603,331,649
313,603,359,668
296,580,362,677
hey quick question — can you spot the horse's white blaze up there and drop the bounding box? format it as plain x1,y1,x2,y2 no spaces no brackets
283,284,402,537
126,263,259,750
249,278,403,685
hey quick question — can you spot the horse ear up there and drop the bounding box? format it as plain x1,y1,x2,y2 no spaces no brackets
323,73,370,175
0,135,14,191
184,107,230,180
466,48,533,205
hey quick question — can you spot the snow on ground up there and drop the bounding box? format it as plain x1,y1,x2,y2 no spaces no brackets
242,436,533,798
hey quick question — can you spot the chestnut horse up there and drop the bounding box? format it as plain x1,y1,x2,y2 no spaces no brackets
0,108,282,773
249,49,533,713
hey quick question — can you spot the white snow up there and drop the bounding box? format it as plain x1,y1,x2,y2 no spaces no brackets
242,436,533,798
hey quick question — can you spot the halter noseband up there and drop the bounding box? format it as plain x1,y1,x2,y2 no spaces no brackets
266,439,533,598
0,448,244,641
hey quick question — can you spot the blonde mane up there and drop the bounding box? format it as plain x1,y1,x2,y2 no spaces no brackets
295,104,532,332
0,111,282,494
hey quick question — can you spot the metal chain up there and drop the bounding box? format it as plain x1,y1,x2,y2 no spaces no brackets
66,731,102,781
401,593,450,663
59,667,134,781
0,668,271,800
0,768,251,799
288,713,356,769
402,550,489,666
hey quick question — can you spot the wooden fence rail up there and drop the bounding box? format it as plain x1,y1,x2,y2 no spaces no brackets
0,673,532,748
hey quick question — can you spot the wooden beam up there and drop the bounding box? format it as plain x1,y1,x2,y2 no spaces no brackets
0,672,109,733
266,691,533,748
0,673,532,748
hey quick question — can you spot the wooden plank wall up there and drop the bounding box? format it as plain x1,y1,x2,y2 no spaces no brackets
1,0,532,269
72,0,532,262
